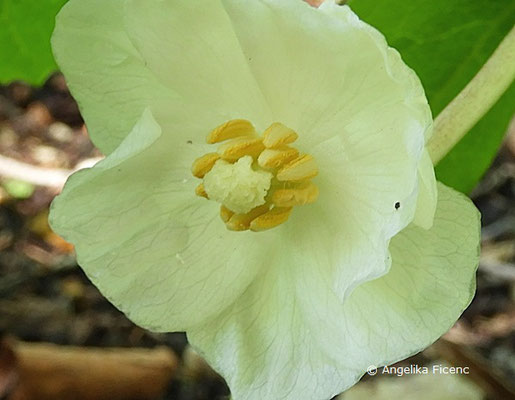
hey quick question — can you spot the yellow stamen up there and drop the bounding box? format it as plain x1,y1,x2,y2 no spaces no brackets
263,122,298,148
218,137,265,162
207,119,256,144
191,152,221,178
250,207,293,232
257,146,299,169
195,183,208,198
192,120,318,232
276,154,318,182
226,204,270,231
220,205,234,223
272,183,319,207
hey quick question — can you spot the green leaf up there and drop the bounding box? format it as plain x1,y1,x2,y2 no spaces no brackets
0,0,68,85
348,0,515,192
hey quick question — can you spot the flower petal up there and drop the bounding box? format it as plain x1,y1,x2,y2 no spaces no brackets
219,0,432,146
341,182,479,369
52,0,273,154
123,0,272,127
50,110,274,331
188,183,479,400
220,0,434,294
413,149,438,229
52,0,174,154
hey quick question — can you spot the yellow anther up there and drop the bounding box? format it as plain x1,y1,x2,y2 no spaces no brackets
276,154,318,182
226,204,270,231
193,120,318,232
262,122,298,148
207,119,256,144
257,146,299,169
220,205,234,223
272,183,319,207
218,137,265,162
250,207,293,232
191,152,220,178
195,183,208,198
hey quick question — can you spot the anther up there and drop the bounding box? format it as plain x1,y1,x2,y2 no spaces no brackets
226,205,270,231
191,153,220,178
272,183,319,207
207,119,256,144
220,205,235,223
276,154,318,182
250,207,293,232
195,183,208,198
218,137,265,162
258,146,299,169
263,122,298,148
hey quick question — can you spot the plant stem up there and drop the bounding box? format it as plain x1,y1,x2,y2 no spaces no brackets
428,26,515,164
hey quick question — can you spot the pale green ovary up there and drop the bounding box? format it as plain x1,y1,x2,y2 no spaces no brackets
203,156,273,214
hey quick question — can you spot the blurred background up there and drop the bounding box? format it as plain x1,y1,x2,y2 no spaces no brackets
1,0,515,399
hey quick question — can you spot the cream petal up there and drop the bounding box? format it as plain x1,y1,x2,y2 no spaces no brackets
220,0,432,146
188,183,480,400
219,0,434,293
52,0,174,153
413,149,438,229
123,0,272,129
52,0,274,154
50,110,274,331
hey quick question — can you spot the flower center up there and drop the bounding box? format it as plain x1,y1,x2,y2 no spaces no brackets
191,120,319,231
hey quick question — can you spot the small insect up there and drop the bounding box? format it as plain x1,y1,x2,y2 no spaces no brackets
395,202,401,210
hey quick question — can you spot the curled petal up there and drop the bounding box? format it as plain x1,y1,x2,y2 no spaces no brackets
189,183,480,400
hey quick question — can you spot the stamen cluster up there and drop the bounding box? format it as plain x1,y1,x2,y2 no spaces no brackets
191,120,319,231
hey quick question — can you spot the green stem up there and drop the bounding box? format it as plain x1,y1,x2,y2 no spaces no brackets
427,25,515,164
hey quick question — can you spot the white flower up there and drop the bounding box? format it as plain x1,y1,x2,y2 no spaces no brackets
49,1,480,399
